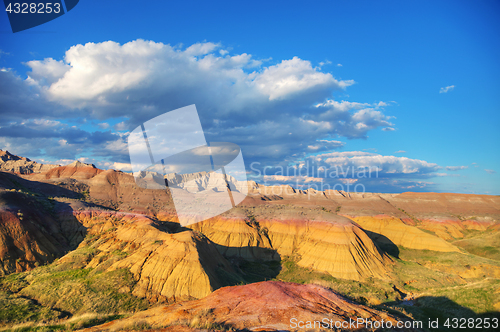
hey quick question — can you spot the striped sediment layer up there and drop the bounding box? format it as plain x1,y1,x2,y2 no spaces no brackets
349,215,460,252
190,208,392,281
61,211,240,302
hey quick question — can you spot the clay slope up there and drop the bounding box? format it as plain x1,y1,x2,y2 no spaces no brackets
0,185,85,275
9,150,499,225
0,190,61,275
241,189,499,252
187,216,278,262
416,217,496,241
190,206,392,281
350,215,460,252
83,281,416,332
62,211,240,302
86,169,175,213
0,169,101,275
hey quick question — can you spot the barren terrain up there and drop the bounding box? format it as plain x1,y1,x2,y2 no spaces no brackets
1,149,499,331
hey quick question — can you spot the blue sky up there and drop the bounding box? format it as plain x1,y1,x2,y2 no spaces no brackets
0,0,499,194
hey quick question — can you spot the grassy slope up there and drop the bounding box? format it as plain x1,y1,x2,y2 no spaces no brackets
0,245,148,331
452,231,500,261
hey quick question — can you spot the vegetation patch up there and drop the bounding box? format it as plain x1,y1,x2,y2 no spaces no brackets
453,231,500,261
0,313,127,332
274,250,500,329
275,256,396,304
0,290,63,325
0,264,148,320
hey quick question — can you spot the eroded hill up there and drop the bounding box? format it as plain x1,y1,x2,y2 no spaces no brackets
1,150,500,331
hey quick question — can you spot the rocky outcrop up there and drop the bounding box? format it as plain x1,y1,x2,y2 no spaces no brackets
0,149,59,174
82,281,416,332
417,217,496,240
87,169,174,213
43,161,102,180
1,150,499,287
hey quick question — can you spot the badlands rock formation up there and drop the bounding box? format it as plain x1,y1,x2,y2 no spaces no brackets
0,190,62,275
0,171,87,275
83,281,416,332
1,150,499,287
0,149,59,174
188,215,278,262
57,211,241,302
350,215,460,252
43,161,102,180
381,192,500,217
190,207,392,281
260,217,392,280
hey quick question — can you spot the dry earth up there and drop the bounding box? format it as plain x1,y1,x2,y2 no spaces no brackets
1,149,499,331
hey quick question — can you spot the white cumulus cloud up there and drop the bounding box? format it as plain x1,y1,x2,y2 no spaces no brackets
254,56,351,100
0,40,402,187
440,85,455,93
317,151,439,175
445,166,468,171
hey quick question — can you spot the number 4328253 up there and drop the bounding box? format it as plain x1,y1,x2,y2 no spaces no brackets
444,317,498,329
5,2,61,14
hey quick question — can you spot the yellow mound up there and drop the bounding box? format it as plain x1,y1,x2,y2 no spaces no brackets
66,211,237,302
192,215,391,281
350,216,460,252
261,218,392,280
190,218,278,261
419,219,465,240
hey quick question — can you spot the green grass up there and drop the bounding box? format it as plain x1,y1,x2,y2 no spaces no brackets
453,231,500,261
0,264,148,324
1,313,127,332
0,290,63,324
111,250,128,257
2,272,29,293
21,268,146,314
274,256,396,305
427,279,500,314
397,247,500,282
388,248,500,314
